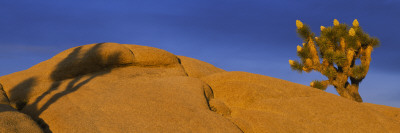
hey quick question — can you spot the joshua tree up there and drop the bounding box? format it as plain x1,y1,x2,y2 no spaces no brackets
289,19,379,102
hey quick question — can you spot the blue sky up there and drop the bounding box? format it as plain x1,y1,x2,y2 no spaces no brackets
1,0,399,107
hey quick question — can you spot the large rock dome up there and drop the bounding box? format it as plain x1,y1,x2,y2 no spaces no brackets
0,43,399,133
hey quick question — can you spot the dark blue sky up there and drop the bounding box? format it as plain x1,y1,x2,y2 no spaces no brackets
1,0,399,107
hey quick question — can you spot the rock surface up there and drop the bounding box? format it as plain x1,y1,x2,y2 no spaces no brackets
1,85,43,133
201,71,400,132
0,42,399,133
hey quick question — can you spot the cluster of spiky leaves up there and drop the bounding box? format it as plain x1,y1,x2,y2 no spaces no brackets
289,19,379,91
311,80,329,90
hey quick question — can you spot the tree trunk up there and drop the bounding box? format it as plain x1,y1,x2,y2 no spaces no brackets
347,84,363,102
335,84,363,102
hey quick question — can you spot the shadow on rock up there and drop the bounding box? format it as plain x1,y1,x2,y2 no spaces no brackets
16,43,130,132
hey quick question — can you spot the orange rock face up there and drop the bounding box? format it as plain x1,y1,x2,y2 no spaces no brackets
0,43,399,132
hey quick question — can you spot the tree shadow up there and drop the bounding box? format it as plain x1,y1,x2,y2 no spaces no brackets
5,77,37,112
0,104,16,112
7,43,128,132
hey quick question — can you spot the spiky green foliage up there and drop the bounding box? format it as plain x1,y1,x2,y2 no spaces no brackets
289,60,303,73
311,80,329,90
289,19,379,102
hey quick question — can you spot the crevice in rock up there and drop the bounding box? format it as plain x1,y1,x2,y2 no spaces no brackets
204,91,213,111
14,100,27,111
0,83,11,105
177,56,182,64
231,120,245,133
176,57,189,76
202,83,244,133
35,117,52,133
208,99,231,117
122,45,135,60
